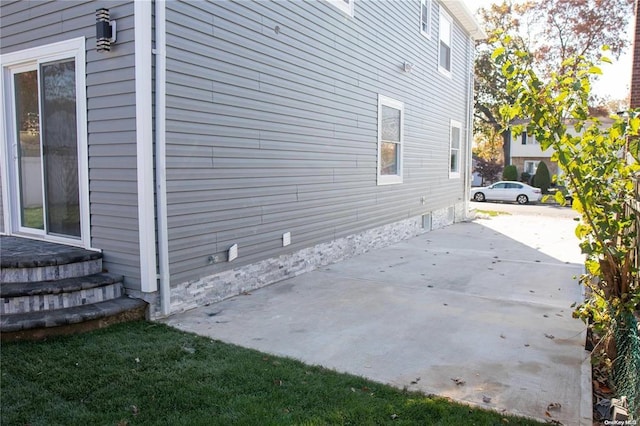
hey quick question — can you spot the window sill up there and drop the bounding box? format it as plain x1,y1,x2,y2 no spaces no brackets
377,175,403,185
438,66,452,78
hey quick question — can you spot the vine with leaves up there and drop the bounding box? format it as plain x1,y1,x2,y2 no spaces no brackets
492,33,639,356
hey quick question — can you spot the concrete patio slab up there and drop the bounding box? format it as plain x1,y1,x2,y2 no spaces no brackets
163,214,591,424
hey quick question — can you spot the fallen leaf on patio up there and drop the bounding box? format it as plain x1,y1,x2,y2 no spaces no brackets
451,377,465,386
543,314,549,318
547,402,562,411
500,334,506,339
483,395,492,403
410,377,420,385
544,333,555,339
524,344,530,347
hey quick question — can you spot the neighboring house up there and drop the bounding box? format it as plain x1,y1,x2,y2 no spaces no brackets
631,0,639,109
0,0,484,317
509,130,558,180
509,117,614,182
470,156,486,187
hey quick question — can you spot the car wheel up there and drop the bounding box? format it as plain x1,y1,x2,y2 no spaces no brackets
474,192,486,202
516,194,529,205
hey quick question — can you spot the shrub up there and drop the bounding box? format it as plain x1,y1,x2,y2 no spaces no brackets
474,158,502,185
534,161,551,193
520,172,531,184
502,164,518,181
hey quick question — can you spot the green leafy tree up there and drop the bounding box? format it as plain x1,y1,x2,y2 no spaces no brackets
493,36,640,359
474,158,502,185
502,164,518,181
474,0,634,164
533,161,551,193
474,1,531,163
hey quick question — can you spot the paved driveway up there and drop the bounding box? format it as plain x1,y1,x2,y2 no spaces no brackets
163,213,591,424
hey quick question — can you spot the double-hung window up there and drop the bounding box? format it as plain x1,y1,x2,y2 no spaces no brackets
327,0,354,16
420,0,432,37
449,120,462,178
439,10,452,75
524,160,540,175
377,95,404,185
521,131,538,144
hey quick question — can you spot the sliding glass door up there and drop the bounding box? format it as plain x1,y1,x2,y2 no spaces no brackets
12,60,80,238
3,38,88,245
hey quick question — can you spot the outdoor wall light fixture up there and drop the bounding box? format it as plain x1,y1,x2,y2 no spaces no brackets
96,8,116,52
403,61,414,73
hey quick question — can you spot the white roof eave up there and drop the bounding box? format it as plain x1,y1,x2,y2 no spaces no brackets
441,0,487,40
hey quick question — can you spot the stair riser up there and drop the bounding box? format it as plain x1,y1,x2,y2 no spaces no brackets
1,259,102,283
0,302,148,342
1,283,123,315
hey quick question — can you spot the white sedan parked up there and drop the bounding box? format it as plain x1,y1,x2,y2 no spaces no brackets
470,181,542,205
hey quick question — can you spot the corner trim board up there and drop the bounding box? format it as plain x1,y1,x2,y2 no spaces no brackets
135,0,158,293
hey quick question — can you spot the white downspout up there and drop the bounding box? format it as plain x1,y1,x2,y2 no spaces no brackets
464,35,476,219
135,0,158,293
154,0,171,316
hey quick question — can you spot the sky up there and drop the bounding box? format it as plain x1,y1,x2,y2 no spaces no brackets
465,0,635,101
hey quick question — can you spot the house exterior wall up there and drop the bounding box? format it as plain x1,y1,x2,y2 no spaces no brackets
509,133,554,158
0,165,3,233
631,0,639,109
510,157,559,180
631,0,640,108
0,0,143,290
163,0,474,311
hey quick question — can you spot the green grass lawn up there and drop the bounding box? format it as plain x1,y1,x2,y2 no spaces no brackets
474,209,511,217
1,321,542,425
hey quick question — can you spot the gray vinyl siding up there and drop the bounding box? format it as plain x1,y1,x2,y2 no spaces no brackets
0,164,4,234
0,1,142,289
165,0,473,284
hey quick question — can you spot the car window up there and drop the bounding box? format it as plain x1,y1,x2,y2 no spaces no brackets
492,183,507,189
506,183,522,189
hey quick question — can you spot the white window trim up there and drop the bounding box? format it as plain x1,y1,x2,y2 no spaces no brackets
327,0,354,17
420,0,432,38
438,8,453,77
0,37,90,248
449,119,462,179
377,95,404,185
524,160,540,175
